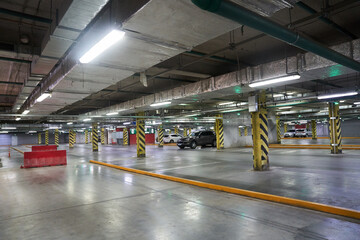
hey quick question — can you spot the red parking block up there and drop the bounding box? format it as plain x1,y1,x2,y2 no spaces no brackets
32,145,58,152
22,150,67,168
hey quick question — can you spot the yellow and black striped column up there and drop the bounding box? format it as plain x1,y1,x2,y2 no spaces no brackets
123,128,128,145
136,112,146,157
239,127,242,136
284,123,288,134
276,116,281,144
311,120,317,140
55,129,59,146
244,126,248,136
184,128,187,137
251,91,269,171
174,126,178,135
158,125,164,148
69,129,74,148
101,128,105,145
188,128,191,136
329,102,342,154
85,130,88,144
38,132,41,144
215,114,224,149
92,123,98,152
45,130,49,145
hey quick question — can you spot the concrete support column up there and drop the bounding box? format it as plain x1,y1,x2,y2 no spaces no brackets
158,125,164,148
215,114,224,149
74,131,76,143
85,130,88,144
244,126,248,136
136,112,146,157
92,123,98,152
329,102,342,154
284,124,288,134
55,129,59,146
188,128,191,136
311,120,317,140
38,133,41,144
123,128,128,145
239,127,242,136
69,130,74,148
45,130,49,145
174,126,178,135
101,128,105,145
251,91,270,171
89,131,92,144
276,116,281,144
184,128,187,137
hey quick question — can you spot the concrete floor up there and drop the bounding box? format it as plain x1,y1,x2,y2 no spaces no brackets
1,144,360,239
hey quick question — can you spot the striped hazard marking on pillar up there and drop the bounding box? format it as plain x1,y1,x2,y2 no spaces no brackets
85,130,88,144
101,128,105,145
45,130,49,145
137,114,146,157
69,130,74,148
216,114,224,149
92,123,98,152
311,120,317,140
158,127,164,147
276,117,281,144
123,128,128,145
38,133,42,144
55,129,59,146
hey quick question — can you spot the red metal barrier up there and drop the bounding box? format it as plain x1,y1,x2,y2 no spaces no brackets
21,150,67,168
32,145,58,152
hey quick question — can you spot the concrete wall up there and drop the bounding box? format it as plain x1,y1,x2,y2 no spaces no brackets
341,119,360,137
0,134,11,145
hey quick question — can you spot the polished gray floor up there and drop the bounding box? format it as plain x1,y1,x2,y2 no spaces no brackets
1,145,359,239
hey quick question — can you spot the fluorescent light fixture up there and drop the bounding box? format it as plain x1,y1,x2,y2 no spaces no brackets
354,102,360,105
2,127,16,130
106,112,118,116
150,101,171,107
28,131,37,133
83,118,91,122
340,100,345,103
249,74,301,88
67,122,73,125
123,122,131,125
0,131,9,134
36,93,51,102
49,126,61,129
318,92,358,100
15,117,21,121
221,109,243,113
16,107,20,110
179,103,188,106
278,106,292,109
219,101,234,106
22,110,30,115
79,30,125,63
273,94,284,98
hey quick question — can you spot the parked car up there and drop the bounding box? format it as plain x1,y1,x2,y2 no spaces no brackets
177,131,216,149
164,134,182,143
295,129,308,137
284,129,296,138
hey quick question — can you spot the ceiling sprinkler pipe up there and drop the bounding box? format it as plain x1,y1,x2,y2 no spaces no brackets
191,0,360,72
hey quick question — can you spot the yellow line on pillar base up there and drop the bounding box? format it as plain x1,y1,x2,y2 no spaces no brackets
90,160,360,220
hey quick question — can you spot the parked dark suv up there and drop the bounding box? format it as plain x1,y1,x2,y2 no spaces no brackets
177,131,216,149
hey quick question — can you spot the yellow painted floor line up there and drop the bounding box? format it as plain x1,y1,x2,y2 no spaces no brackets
10,147,24,154
245,145,360,150
90,160,360,220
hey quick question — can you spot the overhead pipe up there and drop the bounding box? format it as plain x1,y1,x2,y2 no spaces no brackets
191,0,360,72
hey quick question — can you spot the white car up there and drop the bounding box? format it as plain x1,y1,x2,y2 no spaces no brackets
163,134,182,143
284,129,296,138
295,129,308,138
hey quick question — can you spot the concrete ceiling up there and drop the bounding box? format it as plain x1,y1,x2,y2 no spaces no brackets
0,0,360,125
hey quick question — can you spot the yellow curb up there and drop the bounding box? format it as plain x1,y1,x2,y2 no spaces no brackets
90,160,360,220
10,147,24,154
